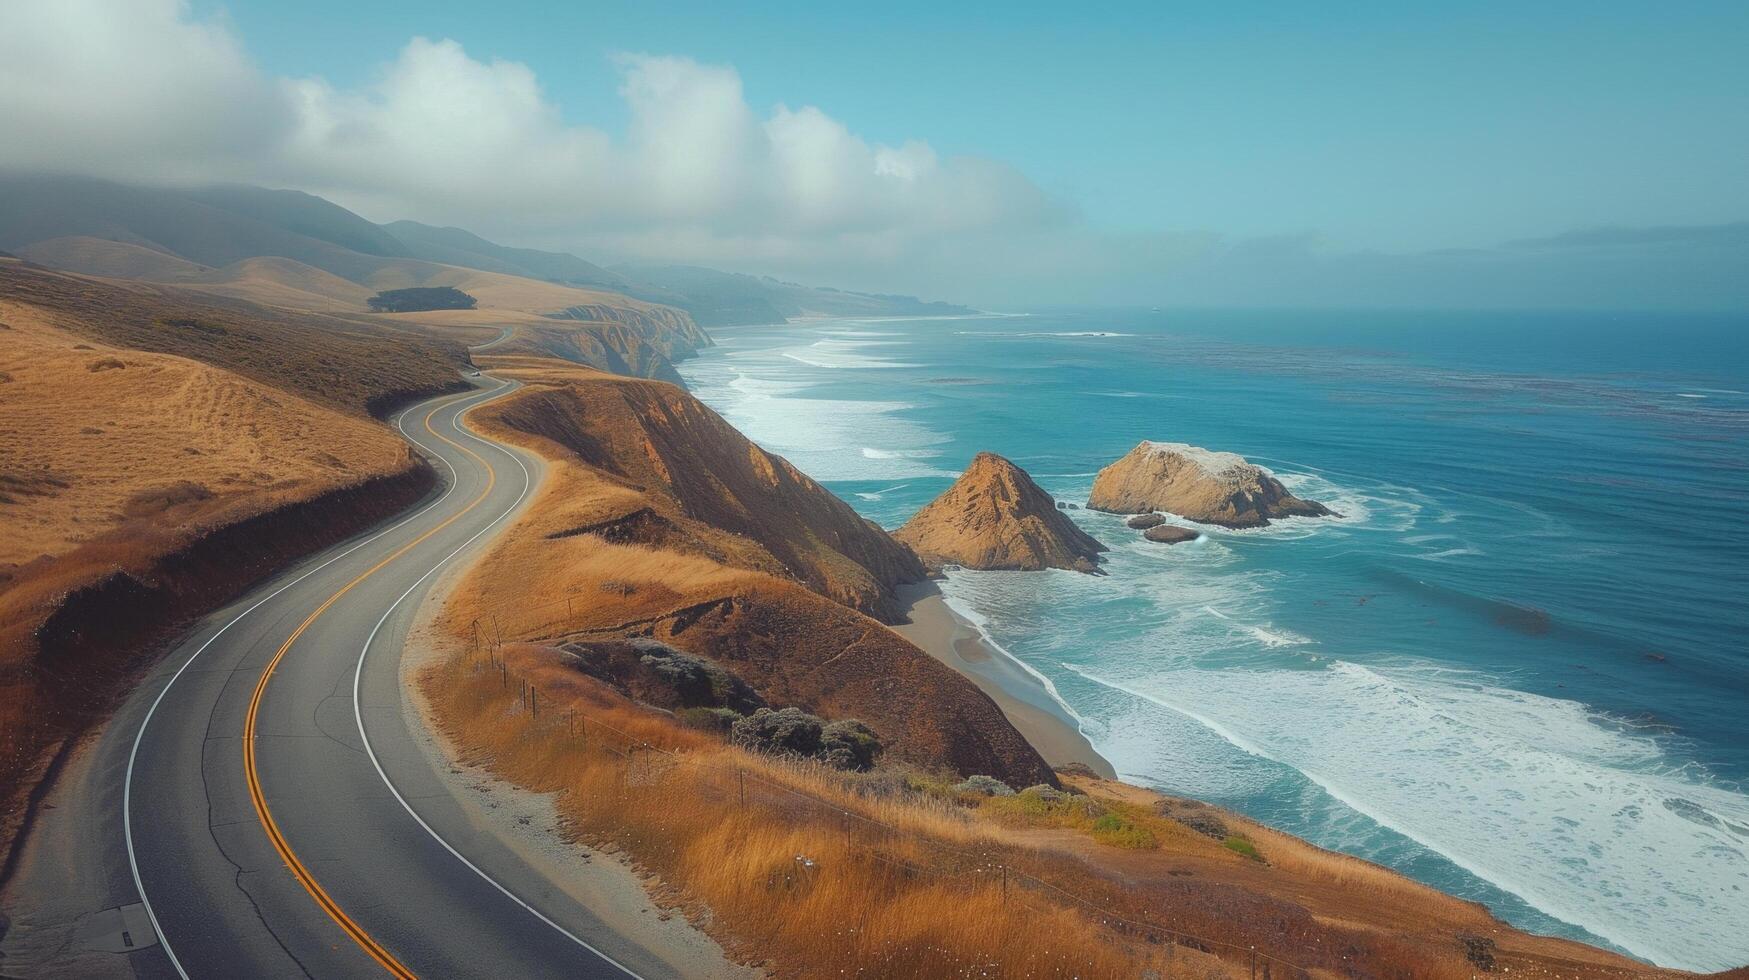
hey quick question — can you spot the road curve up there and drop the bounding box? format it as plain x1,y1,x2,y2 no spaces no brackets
85,378,669,977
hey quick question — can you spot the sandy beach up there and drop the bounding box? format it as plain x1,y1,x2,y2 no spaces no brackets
890,581,1116,779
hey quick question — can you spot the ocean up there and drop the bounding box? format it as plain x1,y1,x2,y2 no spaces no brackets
676,309,1749,971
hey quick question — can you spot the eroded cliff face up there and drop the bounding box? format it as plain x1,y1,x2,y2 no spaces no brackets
896,452,1106,573
1088,441,1333,528
483,363,924,621
543,302,711,383
458,357,1053,787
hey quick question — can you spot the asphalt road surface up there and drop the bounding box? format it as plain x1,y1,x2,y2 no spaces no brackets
13,379,679,978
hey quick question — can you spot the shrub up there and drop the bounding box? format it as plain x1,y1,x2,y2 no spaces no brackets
366,286,477,313
819,719,882,772
633,639,761,712
1091,813,1158,849
732,707,823,758
1158,800,1230,840
1222,836,1263,862
1020,784,1063,803
955,774,1014,797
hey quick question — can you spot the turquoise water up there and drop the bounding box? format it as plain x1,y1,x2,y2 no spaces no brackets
677,310,1749,971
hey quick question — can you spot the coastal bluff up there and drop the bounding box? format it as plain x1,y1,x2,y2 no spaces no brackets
1089,441,1333,528
896,452,1106,573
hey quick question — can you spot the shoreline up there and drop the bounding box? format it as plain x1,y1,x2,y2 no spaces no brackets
890,580,1117,780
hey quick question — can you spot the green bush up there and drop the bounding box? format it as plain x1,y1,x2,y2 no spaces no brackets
954,774,1015,797
1090,813,1158,849
731,707,883,771
819,719,882,772
1222,836,1263,861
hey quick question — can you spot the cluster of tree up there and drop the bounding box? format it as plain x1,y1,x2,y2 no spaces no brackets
365,286,477,313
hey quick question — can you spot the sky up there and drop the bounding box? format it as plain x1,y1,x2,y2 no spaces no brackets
3,0,1747,309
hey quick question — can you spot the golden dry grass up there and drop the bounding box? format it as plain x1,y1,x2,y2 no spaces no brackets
184,256,376,311
15,236,210,281
0,258,465,849
417,357,1691,980
0,305,405,567
423,649,1220,979
425,640,1696,980
436,357,1050,785
360,260,646,314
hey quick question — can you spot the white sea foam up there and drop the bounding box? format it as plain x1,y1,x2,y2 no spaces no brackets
1067,659,1749,971
935,579,1093,730
781,338,921,369
853,483,911,500
681,365,954,481
1412,546,1483,561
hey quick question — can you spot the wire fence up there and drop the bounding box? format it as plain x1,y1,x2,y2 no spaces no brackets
443,613,1660,980
443,635,1312,980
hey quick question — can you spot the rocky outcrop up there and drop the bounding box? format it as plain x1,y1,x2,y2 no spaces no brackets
1143,525,1200,545
1089,441,1333,529
895,453,1105,573
1126,513,1166,529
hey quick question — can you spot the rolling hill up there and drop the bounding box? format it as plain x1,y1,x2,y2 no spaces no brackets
0,173,975,329
0,174,713,381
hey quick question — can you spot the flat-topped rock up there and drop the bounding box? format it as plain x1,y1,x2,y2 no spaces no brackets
1126,512,1167,529
1143,524,1200,544
896,452,1106,573
1089,441,1334,529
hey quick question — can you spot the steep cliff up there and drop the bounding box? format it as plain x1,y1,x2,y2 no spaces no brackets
1089,441,1333,528
895,453,1106,573
455,356,1052,787
544,302,711,382
483,361,924,620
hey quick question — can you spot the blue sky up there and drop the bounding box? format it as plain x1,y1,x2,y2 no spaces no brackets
201,0,1749,252
5,1,1746,307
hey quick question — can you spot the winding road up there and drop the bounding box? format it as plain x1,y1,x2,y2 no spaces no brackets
4,378,679,978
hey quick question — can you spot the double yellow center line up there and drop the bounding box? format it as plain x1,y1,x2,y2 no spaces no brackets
242,391,499,978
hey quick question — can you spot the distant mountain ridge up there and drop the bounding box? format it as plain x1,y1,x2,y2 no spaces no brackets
0,173,974,327
611,263,976,325
382,220,628,290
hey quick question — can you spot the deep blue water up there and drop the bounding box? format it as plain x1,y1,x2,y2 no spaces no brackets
677,309,1749,970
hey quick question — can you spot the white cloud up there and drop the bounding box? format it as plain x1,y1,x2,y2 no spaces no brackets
0,0,1067,282
0,0,286,181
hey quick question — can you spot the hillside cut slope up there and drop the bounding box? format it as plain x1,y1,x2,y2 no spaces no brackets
896,452,1106,573
452,356,1050,786
0,258,467,846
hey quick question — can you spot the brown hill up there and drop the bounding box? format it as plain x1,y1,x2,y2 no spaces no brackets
895,452,1106,573
481,356,924,620
187,256,377,310
0,257,466,847
1,176,712,385
448,355,1051,786
1089,441,1333,528
14,235,210,281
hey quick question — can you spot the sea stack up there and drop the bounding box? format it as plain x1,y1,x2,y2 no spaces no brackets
1088,441,1334,529
895,452,1106,573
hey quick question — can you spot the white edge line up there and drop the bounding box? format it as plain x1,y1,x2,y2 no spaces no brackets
350,383,645,979
123,381,505,978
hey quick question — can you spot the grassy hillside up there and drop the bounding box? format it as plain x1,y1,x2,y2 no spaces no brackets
384,219,627,289
0,259,469,841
